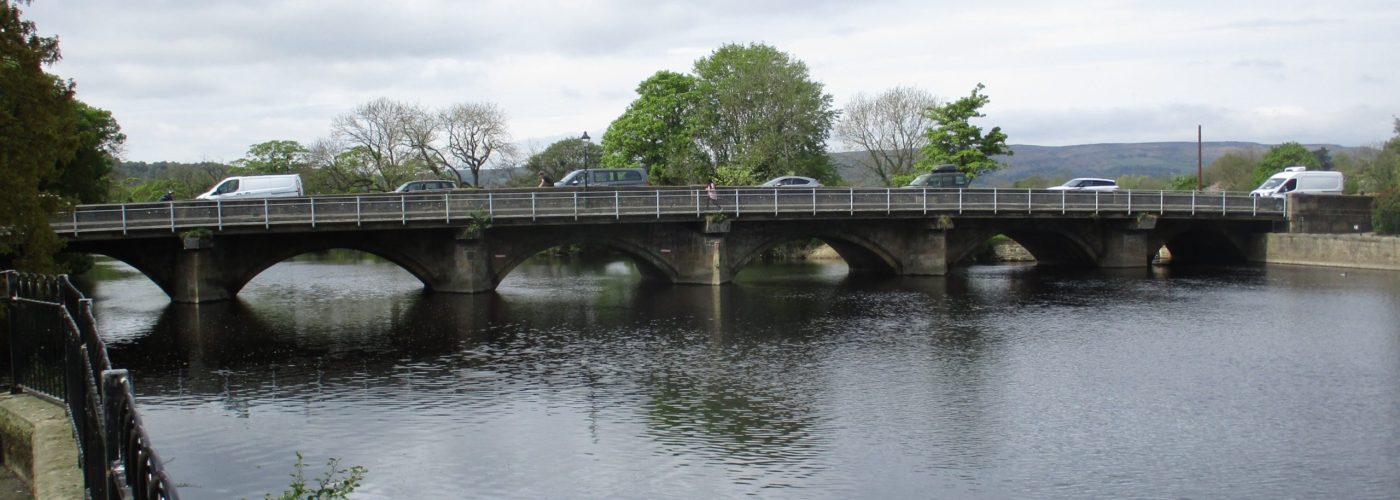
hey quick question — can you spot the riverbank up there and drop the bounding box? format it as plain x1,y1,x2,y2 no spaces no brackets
806,233,1400,270
1255,233,1400,271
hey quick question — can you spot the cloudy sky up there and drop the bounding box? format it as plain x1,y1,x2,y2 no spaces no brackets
25,0,1400,163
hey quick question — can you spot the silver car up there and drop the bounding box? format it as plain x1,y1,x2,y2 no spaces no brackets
1047,178,1118,191
760,176,822,187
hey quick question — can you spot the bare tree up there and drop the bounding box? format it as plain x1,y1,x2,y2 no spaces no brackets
440,102,516,188
332,98,418,191
403,104,458,183
303,138,378,193
835,86,939,186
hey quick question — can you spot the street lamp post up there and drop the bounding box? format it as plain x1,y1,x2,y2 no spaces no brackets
580,131,591,190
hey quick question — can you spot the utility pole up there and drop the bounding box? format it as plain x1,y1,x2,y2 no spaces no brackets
1197,125,1203,191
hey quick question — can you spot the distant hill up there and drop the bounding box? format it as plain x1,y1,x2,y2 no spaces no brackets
832,142,1368,187
118,142,1368,189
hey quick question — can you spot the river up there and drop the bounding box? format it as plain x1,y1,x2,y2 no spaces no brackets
77,254,1400,499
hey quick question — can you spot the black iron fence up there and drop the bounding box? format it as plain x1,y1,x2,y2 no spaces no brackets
2,270,178,499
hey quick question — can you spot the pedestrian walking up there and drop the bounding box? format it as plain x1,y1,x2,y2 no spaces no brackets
537,171,554,187
706,179,722,210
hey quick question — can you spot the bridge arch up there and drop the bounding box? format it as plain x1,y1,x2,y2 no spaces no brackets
1154,223,1253,265
730,232,900,276
948,222,1103,268
484,228,681,286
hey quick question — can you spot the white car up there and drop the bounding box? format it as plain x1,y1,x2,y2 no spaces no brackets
1047,178,1118,191
760,176,822,188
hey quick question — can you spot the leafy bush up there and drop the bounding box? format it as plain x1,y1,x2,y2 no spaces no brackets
263,453,366,500
1373,188,1400,235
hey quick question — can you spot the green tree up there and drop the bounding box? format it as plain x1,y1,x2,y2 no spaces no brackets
601,71,707,185
235,140,307,174
524,138,602,184
917,83,1011,179
692,43,839,184
605,43,838,186
1361,119,1400,233
1203,150,1260,192
1252,141,1319,186
1,0,78,271
42,101,123,204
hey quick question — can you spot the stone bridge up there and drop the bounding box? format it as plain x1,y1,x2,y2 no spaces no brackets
54,186,1294,303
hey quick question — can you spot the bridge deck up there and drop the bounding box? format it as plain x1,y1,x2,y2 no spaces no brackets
52,187,1286,238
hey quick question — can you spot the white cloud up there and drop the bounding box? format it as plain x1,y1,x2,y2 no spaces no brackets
25,0,1400,161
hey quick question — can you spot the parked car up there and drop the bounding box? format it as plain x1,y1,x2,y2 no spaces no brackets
903,165,970,188
1047,178,1119,191
553,168,649,187
394,179,460,193
760,176,822,188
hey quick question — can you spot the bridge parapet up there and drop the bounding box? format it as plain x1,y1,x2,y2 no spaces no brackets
1285,194,1373,234
51,187,1286,238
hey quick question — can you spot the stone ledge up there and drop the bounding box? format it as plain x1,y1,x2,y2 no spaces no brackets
0,393,83,499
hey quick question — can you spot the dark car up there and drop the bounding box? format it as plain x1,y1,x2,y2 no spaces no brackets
903,165,970,188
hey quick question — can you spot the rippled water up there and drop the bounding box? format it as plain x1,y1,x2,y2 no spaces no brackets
78,255,1400,499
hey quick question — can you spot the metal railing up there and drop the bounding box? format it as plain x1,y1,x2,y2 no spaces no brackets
51,187,1287,236
3,271,178,499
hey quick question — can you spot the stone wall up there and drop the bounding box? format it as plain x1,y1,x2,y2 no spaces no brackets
0,394,82,499
1253,233,1400,271
1287,194,1373,234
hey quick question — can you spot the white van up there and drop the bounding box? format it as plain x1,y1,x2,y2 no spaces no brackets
1249,167,1343,198
197,174,304,200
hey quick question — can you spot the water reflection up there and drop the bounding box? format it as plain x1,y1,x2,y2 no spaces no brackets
76,255,1400,499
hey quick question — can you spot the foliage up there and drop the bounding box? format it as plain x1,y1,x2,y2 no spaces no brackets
235,140,307,174
917,83,1011,180
1251,141,1319,187
111,161,231,201
1,0,78,271
605,43,838,185
465,211,492,234
1373,188,1400,235
263,453,366,500
1312,146,1334,171
1203,150,1260,192
524,138,602,183
836,86,938,186
39,101,123,204
601,71,707,185
713,164,761,187
692,43,839,184
1361,119,1400,233
1169,175,1198,191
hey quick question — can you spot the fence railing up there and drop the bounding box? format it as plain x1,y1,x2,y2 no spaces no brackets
2,271,178,499
51,187,1287,236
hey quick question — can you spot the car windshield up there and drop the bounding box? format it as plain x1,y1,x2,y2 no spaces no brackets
1258,178,1285,190
557,171,583,184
